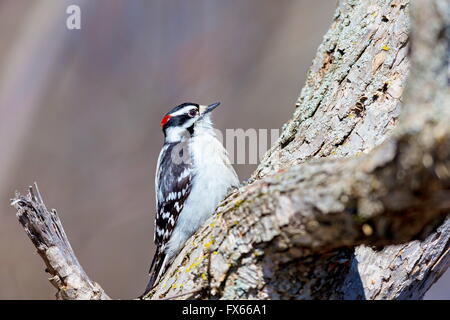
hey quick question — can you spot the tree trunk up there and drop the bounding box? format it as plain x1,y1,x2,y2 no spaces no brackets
12,0,450,300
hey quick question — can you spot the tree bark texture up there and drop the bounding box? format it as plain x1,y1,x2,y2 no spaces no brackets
11,0,450,300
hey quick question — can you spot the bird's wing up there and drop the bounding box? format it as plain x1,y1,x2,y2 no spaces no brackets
148,142,193,288
154,142,193,246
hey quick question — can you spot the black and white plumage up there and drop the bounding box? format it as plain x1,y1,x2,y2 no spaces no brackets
144,102,239,294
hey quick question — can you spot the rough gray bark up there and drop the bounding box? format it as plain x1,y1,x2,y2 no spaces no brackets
12,0,450,300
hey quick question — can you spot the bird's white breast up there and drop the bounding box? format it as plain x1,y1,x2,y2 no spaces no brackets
165,128,238,258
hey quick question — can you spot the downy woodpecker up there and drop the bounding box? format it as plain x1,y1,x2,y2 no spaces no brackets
144,102,239,294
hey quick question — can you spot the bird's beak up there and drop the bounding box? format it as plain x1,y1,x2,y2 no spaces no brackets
203,102,220,114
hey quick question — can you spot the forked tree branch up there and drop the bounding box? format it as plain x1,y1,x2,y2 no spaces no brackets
12,0,450,299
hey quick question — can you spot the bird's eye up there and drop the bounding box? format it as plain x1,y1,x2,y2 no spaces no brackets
188,109,197,118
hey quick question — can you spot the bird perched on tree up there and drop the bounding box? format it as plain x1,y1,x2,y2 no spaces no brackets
143,102,239,295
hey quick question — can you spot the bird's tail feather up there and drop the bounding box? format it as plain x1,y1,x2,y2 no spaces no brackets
142,247,167,297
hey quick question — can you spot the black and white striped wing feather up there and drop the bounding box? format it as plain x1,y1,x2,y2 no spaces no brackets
147,142,193,289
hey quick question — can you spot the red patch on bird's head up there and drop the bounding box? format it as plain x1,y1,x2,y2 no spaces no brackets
160,115,171,127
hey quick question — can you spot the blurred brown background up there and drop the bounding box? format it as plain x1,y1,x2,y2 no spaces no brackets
0,0,447,299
